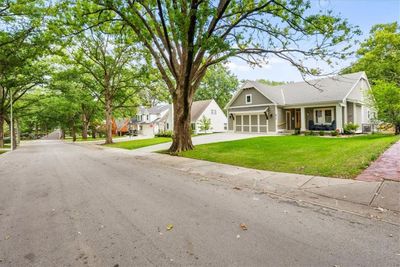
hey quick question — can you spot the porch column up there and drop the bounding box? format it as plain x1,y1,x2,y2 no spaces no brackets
300,107,306,131
353,102,357,125
343,102,348,125
336,104,343,132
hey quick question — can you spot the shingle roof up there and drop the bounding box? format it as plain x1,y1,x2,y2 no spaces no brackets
139,104,170,115
191,99,213,121
242,72,365,106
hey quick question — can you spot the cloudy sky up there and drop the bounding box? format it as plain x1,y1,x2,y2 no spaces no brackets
227,0,400,82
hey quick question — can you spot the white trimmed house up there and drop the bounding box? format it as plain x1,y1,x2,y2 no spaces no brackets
134,99,227,136
167,99,228,134
225,72,375,134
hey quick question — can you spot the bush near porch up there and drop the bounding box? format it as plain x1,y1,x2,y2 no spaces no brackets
179,134,399,178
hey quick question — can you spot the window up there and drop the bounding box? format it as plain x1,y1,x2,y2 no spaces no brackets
315,110,323,123
325,110,332,123
191,123,196,130
314,108,334,124
211,109,217,115
146,115,149,121
224,123,227,130
245,94,252,104
166,123,169,129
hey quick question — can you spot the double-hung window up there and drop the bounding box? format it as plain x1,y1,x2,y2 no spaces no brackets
314,108,334,124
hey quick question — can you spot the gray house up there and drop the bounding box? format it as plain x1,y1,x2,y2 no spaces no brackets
225,72,375,134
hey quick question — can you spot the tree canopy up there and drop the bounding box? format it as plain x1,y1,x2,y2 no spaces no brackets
74,0,359,152
195,63,238,109
343,22,400,134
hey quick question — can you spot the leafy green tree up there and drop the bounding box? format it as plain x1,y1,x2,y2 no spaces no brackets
65,31,145,144
256,79,286,86
371,81,400,134
343,22,400,85
0,0,54,148
343,22,400,134
198,116,212,134
49,67,102,140
195,63,238,109
68,0,359,151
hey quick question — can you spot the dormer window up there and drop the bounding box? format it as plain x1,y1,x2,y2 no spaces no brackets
245,94,252,104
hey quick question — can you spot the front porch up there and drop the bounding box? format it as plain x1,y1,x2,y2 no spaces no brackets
282,105,342,132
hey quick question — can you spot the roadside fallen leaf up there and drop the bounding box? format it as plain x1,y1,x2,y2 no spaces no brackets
236,234,240,239
240,223,247,231
5,235,10,240
166,224,174,231
233,187,241,190
375,207,385,212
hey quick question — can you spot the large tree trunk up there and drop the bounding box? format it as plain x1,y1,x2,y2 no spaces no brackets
82,114,89,140
71,125,77,142
60,128,66,139
168,90,194,153
91,125,97,139
0,112,4,148
105,96,113,144
7,118,17,150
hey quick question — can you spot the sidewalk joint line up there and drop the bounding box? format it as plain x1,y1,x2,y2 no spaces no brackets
368,180,385,206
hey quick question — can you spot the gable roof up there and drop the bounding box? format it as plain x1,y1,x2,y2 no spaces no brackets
191,99,213,121
232,72,367,107
139,104,170,115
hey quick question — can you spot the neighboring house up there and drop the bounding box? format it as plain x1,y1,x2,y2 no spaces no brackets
225,72,375,134
133,99,227,136
132,105,170,136
168,99,227,134
112,118,130,135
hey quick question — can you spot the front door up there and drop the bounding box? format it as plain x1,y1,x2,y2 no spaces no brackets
295,110,301,129
286,111,291,130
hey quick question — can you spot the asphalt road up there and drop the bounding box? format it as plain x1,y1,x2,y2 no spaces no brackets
0,140,398,266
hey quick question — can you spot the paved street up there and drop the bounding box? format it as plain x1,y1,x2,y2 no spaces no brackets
0,141,399,266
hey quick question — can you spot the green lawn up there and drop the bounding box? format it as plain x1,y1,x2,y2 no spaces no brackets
105,137,171,150
65,136,125,142
179,134,399,178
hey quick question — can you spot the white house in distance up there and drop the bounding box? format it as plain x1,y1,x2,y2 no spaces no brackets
225,72,375,134
133,105,170,136
135,99,227,135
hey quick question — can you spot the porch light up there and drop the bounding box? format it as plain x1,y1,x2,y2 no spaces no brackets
229,113,235,120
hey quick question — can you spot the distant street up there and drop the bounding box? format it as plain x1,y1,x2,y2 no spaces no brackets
0,140,398,266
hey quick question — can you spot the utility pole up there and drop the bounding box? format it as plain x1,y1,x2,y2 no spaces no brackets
10,89,14,151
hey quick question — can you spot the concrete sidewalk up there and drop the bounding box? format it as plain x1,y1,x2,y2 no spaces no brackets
119,151,400,225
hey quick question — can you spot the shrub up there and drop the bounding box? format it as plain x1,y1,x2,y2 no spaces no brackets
319,130,325,136
294,128,301,135
331,129,340,136
155,130,173,137
343,123,359,135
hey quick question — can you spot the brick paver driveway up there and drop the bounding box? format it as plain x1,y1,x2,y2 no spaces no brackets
356,141,400,182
